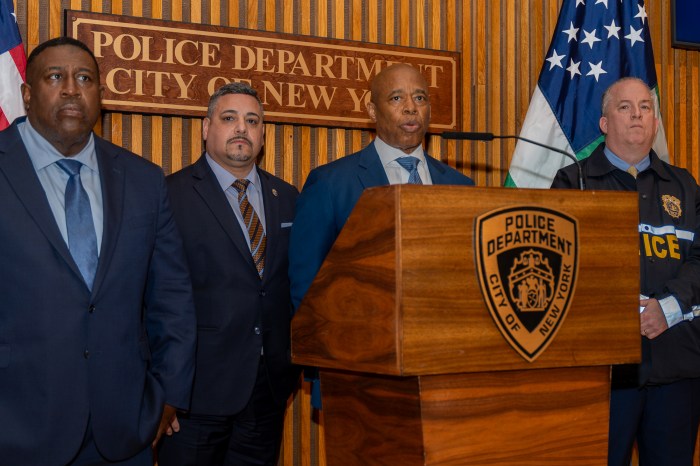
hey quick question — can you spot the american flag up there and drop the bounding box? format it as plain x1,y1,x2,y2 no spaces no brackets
0,0,26,130
506,0,667,188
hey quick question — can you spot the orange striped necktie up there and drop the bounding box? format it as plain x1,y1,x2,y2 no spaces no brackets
232,179,266,278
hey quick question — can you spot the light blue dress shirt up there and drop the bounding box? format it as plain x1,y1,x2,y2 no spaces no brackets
373,137,434,185
205,153,266,245
603,146,651,174
18,119,103,254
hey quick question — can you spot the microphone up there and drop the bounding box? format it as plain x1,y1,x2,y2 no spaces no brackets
442,131,585,190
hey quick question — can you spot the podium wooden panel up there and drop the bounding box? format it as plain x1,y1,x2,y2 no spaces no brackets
292,185,641,465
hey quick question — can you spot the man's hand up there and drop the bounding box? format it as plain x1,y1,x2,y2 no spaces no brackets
640,298,669,339
152,404,180,448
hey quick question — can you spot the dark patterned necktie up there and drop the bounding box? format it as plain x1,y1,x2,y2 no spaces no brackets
396,156,423,184
56,158,98,290
232,179,266,278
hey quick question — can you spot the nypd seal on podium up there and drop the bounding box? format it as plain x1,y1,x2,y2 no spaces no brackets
475,206,579,362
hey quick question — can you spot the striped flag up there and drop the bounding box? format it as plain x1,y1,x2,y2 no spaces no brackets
505,0,667,188
0,0,26,130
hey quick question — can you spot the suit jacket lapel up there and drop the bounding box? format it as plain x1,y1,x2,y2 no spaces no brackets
357,143,390,189
92,138,124,296
0,123,84,284
259,169,279,282
191,155,257,272
425,153,449,184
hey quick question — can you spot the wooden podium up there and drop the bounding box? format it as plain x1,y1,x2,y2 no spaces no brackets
291,185,641,465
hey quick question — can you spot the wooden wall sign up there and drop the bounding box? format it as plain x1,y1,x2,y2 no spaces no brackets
65,10,460,131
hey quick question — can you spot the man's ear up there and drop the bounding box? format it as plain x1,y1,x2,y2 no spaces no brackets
599,116,608,134
366,101,377,123
21,83,31,111
202,117,210,141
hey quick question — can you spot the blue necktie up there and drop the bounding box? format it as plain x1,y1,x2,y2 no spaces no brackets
396,156,423,184
56,159,98,290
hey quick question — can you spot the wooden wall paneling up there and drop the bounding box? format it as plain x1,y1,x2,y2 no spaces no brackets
170,0,181,19
677,49,688,172
300,0,310,34
316,126,328,168
414,0,424,48
170,118,180,174
455,0,470,177
111,113,123,147
130,114,143,156
26,0,38,50
246,0,257,28
142,115,152,161
331,0,342,38
281,0,291,32
351,0,361,40
49,0,60,38
398,0,407,45
190,118,202,163
316,0,327,37
263,123,276,174
282,125,294,180
228,0,239,26
488,0,500,185
474,1,486,186
517,0,530,138
210,0,220,25
503,0,516,176
152,115,164,168
297,126,311,187
333,128,344,162
367,0,376,42
350,130,361,155
383,0,393,45
298,126,311,188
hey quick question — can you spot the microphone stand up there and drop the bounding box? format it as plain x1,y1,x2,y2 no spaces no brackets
442,132,585,190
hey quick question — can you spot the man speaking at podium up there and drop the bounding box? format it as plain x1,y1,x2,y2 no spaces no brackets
288,63,474,405
551,77,700,466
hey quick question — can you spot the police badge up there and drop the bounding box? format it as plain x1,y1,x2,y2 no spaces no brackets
475,206,579,362
661,194,682,219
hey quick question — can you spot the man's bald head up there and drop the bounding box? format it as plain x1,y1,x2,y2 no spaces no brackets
366,64,431,154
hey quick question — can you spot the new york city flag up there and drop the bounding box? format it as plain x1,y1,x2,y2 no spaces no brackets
505,0,667,188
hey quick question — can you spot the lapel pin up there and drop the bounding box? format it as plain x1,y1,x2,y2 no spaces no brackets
272,189,278,197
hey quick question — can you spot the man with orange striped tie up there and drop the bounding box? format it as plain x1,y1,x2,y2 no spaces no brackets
161,82,300,466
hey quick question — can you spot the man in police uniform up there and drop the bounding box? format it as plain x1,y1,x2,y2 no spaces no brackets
551,77,700,466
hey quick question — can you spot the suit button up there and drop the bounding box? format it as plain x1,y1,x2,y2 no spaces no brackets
84,350,90,359
89,305,95,314
254,327,261,335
